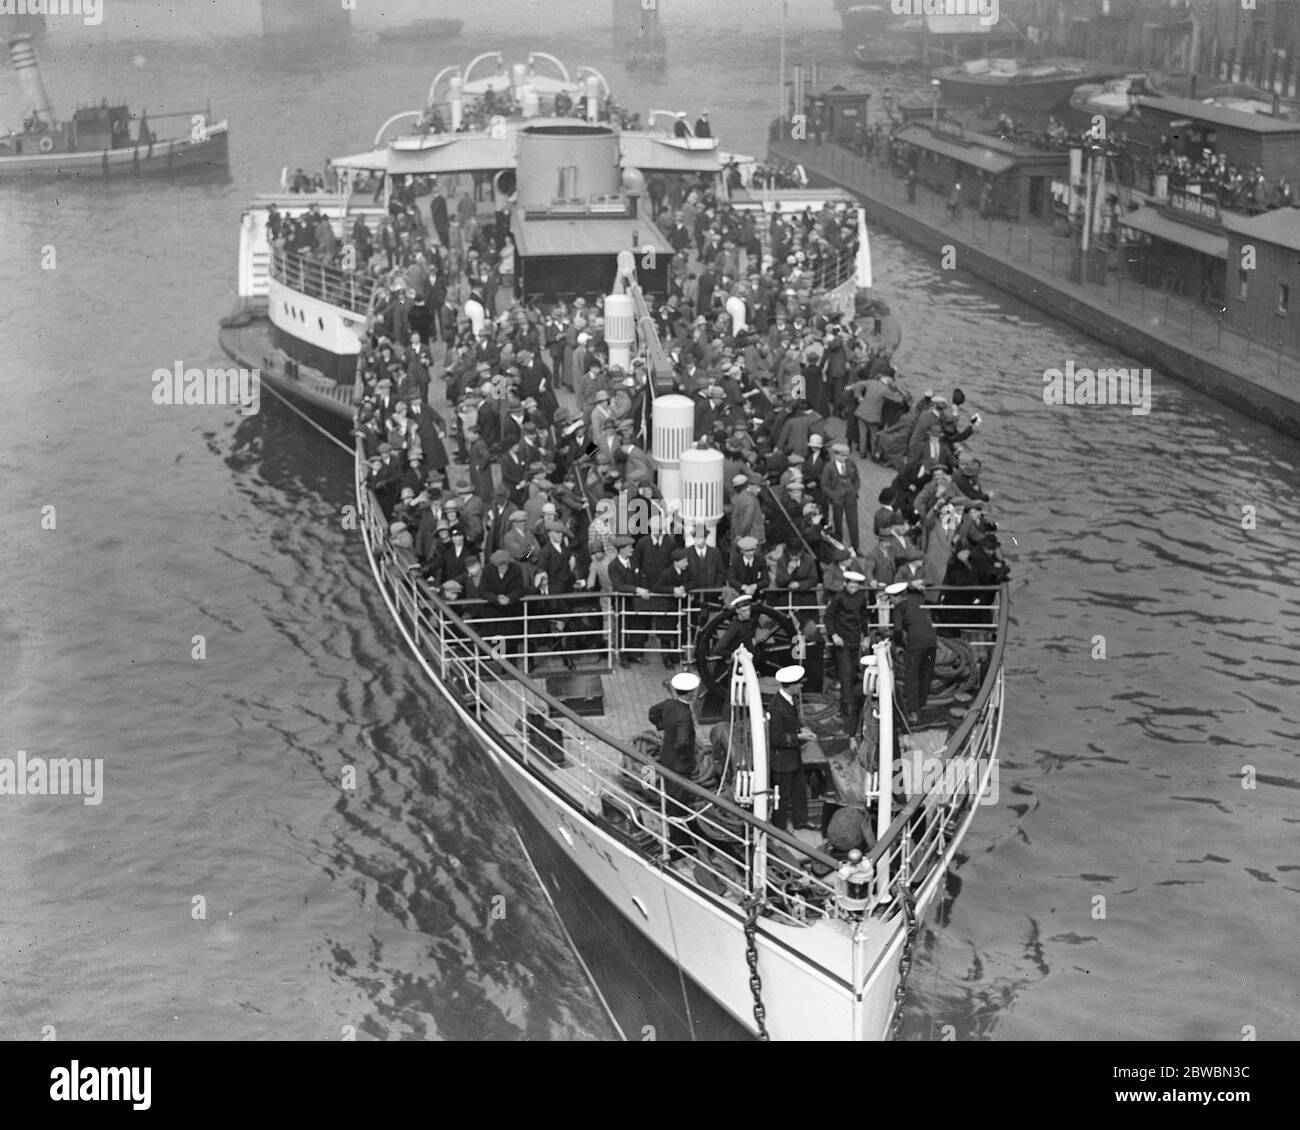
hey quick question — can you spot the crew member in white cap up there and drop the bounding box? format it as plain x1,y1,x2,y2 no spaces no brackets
649,672,702,860
715,593,757,658
767,666,813,831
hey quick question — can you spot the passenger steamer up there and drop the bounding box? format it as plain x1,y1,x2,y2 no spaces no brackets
221,51,1009,1040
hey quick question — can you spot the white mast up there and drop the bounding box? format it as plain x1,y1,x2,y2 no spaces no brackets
732,645,769,893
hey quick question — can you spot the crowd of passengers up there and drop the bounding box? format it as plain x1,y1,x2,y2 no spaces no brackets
349,188,1008,724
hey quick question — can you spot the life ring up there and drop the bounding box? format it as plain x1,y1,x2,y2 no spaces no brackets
38,135,55,154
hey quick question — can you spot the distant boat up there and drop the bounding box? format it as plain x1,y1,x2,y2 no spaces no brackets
838,3,893,43
0,33,228,180
1069,72,1300,125
374,18,464,42
935,57,1125,116
852,40,923,74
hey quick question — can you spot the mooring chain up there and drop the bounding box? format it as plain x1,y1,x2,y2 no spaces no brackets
890,886,920,1042
742,894,770,1041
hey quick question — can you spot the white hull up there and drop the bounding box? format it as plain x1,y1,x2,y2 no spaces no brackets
267,277,367,362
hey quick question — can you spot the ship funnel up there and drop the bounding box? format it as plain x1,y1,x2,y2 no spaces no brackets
9,35,55,128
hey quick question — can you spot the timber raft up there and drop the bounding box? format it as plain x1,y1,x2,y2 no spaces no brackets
770,135,1300,440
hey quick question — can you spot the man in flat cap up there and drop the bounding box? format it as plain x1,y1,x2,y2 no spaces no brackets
728,473,765,556
821,440,861,551
608,535,645,665
727,534,764,598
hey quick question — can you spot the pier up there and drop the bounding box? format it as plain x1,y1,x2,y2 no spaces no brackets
770,134,1300,440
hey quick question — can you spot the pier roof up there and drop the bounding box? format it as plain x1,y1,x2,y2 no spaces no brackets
893,124,1017,175
1221,208,1300,253
1135,95,1300,133
1118,206,1228,259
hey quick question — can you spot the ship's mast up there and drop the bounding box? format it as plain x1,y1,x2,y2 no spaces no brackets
8,33,56,129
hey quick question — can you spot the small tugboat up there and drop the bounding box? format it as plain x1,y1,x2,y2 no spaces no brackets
374,17,464,43
0,33,229,179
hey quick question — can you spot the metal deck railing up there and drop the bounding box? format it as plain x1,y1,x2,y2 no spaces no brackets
359,445,1011,928
269,247,377,316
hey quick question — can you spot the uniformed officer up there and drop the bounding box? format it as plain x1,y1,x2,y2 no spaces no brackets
825,569,873,726
715,594,758,659
766,665,814,831
648,671,703,861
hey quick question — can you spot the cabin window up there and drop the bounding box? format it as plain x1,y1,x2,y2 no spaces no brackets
1277,283,1290,316
1238,271,1248,301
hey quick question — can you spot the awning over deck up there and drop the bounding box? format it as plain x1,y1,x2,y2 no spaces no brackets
328,148,389,171
1119,207,1228,259
619,133,723,175
893,124,1017,175
329,135,518,177
513,216,674,258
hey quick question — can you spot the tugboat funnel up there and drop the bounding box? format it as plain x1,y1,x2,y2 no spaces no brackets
9,34,56,128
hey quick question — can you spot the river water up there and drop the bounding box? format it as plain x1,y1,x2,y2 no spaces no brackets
1,3,1297,1041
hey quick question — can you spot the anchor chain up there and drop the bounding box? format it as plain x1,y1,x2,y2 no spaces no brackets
742,894,770,1041
889,885,920,1041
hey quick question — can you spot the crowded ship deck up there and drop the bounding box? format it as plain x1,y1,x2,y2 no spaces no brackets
219,47,1012,1038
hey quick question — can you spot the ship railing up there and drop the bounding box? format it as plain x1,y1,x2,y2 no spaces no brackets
866,602,1008,917
270,246,376,316
359,465,856,925
362,449,1009,927
807,243,859,294
423,584,1000,673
